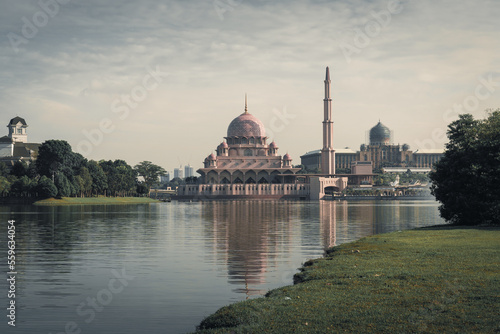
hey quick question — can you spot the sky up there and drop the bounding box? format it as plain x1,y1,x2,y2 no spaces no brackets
1,0,499,173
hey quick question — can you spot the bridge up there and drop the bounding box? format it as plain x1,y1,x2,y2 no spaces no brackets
150,188,176,200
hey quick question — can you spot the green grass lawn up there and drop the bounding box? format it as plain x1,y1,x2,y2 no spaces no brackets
194,226,500,333
34,196,161,205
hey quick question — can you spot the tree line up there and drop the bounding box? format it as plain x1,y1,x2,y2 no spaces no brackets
0,140,166,199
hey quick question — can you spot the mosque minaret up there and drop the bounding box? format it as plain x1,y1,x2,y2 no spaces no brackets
321,66,335,175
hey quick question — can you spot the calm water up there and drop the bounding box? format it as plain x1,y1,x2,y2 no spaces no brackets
0,200,444,334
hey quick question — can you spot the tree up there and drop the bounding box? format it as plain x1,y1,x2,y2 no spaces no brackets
10,175,32,197
36,176,58,198
136,183,149,196
35,140,91,198
167,177,184,188
36,140,74,177
100,160,137,196
134,161,166,190
0,162,9,177
54,172,72,198
185,176,198,184
373,174,396,186
10,161,28,177
0,176,11,196
430,111,500,225
88,160,107,196
335,168,351,174
75,167,92,197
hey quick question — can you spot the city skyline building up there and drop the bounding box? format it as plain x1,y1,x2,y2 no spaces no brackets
184,164,194,178
160,173,170,183
174,167,183,179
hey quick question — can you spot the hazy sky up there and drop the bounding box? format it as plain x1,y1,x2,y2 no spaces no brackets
1,0,499,173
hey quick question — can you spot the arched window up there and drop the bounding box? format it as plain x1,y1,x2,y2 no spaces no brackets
258,177,269,184
241,137,248,144
249,137,255,144
244,149,253,156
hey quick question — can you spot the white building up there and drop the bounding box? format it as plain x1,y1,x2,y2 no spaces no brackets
0,117,40,166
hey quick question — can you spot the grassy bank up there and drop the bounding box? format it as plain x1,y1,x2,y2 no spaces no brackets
194,226,500,333
34,196,161,205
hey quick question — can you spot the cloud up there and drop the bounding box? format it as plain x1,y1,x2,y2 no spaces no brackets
0,0,499,171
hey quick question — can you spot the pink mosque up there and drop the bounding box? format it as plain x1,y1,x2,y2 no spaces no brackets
177,67,347,200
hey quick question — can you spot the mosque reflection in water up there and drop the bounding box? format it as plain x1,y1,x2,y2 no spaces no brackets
200,200,432,298
200,201,346,297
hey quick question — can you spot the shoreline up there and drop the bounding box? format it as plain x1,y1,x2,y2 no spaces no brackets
32,197,161,205
193,225,500,333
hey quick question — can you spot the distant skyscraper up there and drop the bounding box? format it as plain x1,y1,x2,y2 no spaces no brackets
184,164,194,178
174,167,183,179
160,172,170,183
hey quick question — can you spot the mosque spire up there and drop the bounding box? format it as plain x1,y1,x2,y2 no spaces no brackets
244,93,248,114
321,66,335,175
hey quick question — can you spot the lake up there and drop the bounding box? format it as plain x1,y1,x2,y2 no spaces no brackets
0,200,444,334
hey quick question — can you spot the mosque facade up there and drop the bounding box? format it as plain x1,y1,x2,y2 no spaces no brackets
177,67,348,200
197,96,301,185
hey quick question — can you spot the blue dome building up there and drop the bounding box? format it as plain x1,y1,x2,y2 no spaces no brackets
369,121,391,145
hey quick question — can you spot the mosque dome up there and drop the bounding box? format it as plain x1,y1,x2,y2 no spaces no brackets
269,141,278,148
283,153,292,160
217,142,228,149
227,112,266,138
369,121,391,145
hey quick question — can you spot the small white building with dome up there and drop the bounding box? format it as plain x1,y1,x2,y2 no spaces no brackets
0,117,41,166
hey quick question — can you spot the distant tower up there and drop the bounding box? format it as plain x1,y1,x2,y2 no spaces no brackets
174,167,184,179
7,116,28,143
321,67,335,175
184,164,194,178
